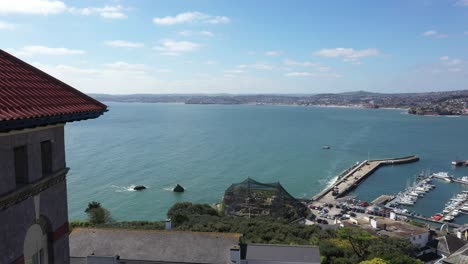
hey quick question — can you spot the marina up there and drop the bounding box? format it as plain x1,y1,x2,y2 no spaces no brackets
310,154,468,229
312,155,420,204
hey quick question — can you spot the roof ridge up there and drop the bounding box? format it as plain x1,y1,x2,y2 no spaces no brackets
72,227,242,238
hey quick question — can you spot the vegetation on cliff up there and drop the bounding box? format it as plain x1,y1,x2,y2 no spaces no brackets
71,202,422,264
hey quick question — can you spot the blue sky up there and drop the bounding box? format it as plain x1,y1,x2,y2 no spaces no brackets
1,0,467,94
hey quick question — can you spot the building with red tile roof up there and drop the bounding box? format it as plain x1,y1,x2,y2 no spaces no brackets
0,49,107,264
0,49,107,132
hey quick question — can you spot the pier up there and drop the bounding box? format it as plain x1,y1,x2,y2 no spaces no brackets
312,155,419,203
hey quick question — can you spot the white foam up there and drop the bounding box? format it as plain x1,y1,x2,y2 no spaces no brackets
110,184,144,192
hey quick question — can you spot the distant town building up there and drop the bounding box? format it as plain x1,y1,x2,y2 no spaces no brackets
0,49,107,264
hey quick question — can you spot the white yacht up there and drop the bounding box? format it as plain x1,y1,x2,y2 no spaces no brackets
432,172,452,182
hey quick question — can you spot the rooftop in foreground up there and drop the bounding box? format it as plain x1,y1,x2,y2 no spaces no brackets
70,228,241,264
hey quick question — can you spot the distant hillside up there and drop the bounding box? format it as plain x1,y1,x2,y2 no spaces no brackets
89,89,468,111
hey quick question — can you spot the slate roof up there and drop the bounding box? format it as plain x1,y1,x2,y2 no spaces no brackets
240,244,321,264
443,243,468,264
69,228,241,264
438,234,467,256
0,49,106,132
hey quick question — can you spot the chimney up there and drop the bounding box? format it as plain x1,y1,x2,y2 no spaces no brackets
230,246,241,264
165,218,172,230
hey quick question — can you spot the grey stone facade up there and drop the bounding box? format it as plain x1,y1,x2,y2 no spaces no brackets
0,125,70,264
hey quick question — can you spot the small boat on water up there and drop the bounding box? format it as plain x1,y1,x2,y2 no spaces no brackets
322,145,331,150
452,160,468,166
455,176,468,184
432,213,443,221
443,215,455,222
432,172,453,182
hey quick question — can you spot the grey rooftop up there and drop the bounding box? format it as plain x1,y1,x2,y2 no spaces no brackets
70,228,241,264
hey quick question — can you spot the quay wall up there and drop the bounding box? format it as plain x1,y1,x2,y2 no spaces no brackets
312,155,419,202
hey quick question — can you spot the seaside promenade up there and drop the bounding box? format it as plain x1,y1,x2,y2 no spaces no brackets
312,156,420,204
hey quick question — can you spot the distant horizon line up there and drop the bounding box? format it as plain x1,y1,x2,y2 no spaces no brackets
88,89,468,96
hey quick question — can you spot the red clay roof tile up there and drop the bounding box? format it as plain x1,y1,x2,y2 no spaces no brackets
0,49,107,125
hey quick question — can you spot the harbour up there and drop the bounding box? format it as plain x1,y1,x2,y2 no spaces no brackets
65,103,468,221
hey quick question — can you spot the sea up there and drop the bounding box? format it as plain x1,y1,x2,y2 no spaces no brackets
65,102,468,224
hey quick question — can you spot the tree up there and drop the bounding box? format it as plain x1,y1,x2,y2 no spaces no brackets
360,258,387,264
337,227,375,260
84,201,113,225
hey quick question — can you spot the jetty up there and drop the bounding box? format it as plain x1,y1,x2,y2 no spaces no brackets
312,155,419,203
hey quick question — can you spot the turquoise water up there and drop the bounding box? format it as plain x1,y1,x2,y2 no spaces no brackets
65,103,468,224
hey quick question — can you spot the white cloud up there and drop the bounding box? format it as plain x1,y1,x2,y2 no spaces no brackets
178,30,214,37
314,48,379,63
104,61,148,71
153,11,230,25
285,71,341,78
69,5,127,19
284,59,320,67
105,40,144,48
422,30,437,36
153,39,200,56
6,46,85,56
33,62,164,94
238,62,273,70
440,56,462,66
265,50,281,56
422,30,449,38
285,72,312,77
0,1,128,18
205,60,217,65
224,69,245,74
0,0,67,15
0,21,15,30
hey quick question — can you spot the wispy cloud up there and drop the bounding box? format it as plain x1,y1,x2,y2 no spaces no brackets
153,39,200,56
105,40,144,48
238,62,274,70
104,61,148,71
178,30,214,37
265,50,281,56
284,59,320,67
69,5,127,19
6,45,85,57
414,56,465,74
153,11,230,25
224,69,245,74
0,1,127,18
285,72,312,77
314,48,379,64
205,60,217,65
285,72,341,78
0,21,15,30
421,30,448,38
0,0,67,15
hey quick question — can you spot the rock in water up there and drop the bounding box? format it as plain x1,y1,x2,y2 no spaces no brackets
173,184,185,193
134,185,146,191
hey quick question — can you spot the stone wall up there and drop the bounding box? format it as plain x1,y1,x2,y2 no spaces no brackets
0,125,69,264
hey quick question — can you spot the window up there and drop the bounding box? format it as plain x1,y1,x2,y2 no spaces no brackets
41,141,53,175
32,249,44,264
14,145,28,184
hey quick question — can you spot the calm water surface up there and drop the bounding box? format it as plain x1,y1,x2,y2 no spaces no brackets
65,103,468,224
